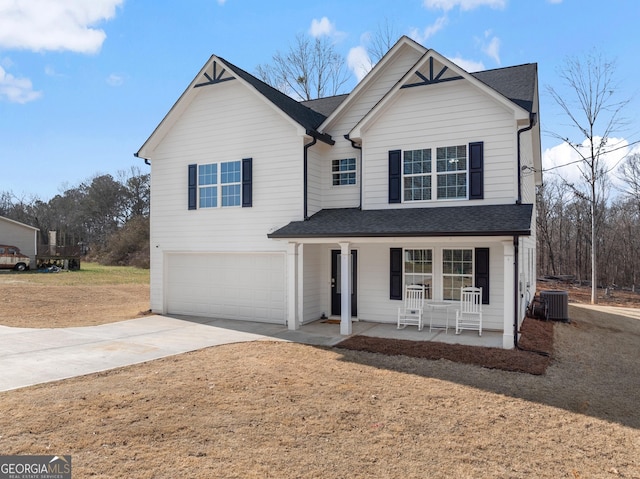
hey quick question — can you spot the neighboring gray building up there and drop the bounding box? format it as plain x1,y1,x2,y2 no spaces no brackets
0,216,39,265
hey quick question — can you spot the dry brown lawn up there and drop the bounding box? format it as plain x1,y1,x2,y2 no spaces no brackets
0,271,638,478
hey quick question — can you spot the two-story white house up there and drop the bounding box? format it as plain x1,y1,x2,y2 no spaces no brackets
136,36,541,349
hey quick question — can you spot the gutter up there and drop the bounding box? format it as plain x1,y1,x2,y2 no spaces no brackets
303,130,335,220
344,134,362,209
133,152,151,166
516,113,536,204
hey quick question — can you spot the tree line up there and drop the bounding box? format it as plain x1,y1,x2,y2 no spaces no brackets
0,167,150,268
537,153,640,291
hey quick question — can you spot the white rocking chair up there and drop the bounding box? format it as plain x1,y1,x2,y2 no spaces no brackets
455,287,483,336
397,285,425,331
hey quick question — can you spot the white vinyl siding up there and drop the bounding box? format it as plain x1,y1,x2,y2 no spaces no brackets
148,80,304,313
361,80,517,209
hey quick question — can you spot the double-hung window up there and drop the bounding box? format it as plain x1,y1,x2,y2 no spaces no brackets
404,249,433,299
198,160,241,208
442,249,473,300
332,158,357,185
436,146,467,199
403,149,432,201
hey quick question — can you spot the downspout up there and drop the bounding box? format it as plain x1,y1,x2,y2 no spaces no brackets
516,113,536,204
344,134,362,209
303,137,317,220
513,234,520,349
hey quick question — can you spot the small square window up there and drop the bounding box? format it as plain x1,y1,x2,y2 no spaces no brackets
332,158,357,185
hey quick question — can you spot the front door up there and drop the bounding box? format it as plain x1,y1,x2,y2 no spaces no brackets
331,250,357,316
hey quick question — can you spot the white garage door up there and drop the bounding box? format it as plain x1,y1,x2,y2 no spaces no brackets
166,253,286,323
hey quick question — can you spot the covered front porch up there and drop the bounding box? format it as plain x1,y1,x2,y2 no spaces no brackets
268,205,535,350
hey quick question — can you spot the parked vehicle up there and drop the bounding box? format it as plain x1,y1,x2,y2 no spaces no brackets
0,245,30,271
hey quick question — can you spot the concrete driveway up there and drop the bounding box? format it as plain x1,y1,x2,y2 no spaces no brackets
0,315,344,392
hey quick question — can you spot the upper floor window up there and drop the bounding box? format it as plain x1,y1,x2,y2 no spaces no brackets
332,158,357,186
402,145,467,201
198,160,241,208
436,146,467,199
403,149,432,201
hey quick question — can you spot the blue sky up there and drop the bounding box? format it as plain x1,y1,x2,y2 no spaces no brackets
1,0,639,200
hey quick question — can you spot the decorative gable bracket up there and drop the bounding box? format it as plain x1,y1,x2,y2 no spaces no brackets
194,61,235,88
401,57,462,89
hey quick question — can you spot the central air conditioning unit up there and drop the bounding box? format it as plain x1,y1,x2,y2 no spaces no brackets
540,290,569,322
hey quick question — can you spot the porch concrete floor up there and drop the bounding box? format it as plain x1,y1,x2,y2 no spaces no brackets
299,320,503,348
171,315,503,349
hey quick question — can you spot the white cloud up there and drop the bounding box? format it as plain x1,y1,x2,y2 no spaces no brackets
481,33,501,64
423,0,506,11
347,46,373,82
217,0,227,4
309,17,335,38
409,16,449,44
0,65,42,103
106,73,125,87
543,137,631,189
547,0,562,3
0,0,123,54
449,56,485,72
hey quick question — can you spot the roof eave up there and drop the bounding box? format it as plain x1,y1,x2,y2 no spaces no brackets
268,229,531,239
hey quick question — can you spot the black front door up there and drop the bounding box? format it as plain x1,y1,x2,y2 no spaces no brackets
330,250,357,316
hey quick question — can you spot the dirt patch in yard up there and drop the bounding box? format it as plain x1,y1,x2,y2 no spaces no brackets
0,283,150,328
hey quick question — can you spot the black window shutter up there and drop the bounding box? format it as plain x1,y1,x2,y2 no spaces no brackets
388,150,401,204
188,164,197,210
475,247,490,304
390,248,403,300
242,157,253,207
469,141,484,200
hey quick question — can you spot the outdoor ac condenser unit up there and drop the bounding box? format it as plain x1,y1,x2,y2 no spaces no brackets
540,290,569,322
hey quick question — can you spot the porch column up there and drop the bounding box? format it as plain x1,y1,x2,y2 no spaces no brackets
287,242,299,331
339,241,352,335
297,244,304,326
502,240,515,349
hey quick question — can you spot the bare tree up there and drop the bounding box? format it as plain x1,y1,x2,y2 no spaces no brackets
546,51,630,303
256,34,350,100
618,153,640,205
367,18,399,63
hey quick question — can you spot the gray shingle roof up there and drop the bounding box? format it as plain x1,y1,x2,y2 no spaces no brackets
268,204,533,239
471,63,537,113
218,56,328,132
301,94,349,117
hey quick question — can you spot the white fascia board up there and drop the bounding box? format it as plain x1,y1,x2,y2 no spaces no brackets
136,56,215,160
318,36,427,132
136,56,307,160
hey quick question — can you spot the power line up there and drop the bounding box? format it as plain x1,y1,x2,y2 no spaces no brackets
542,139,640,173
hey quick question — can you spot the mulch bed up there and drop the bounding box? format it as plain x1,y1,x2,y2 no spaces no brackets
335,317,554,375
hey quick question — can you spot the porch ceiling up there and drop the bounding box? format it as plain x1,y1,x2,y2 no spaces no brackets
268,204,533,239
